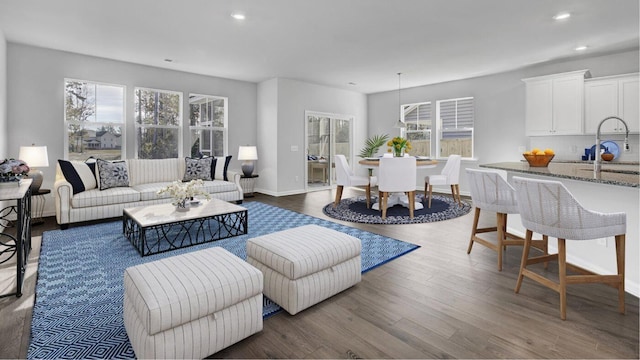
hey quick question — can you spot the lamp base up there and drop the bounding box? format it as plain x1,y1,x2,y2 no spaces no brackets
27,169,43,193
241,162,254,177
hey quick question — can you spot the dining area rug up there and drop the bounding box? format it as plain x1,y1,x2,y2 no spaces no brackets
324,194,471,224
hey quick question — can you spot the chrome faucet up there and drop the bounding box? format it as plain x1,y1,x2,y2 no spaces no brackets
594,116,630,175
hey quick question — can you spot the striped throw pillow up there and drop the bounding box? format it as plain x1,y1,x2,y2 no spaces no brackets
57,159,98,194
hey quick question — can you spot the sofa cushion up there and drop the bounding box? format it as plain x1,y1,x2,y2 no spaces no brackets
132,182,174,201
57,160,97,194
200,180,239,194
97,159,130,190
183,157,213,181
127,158,183,186
71,186,141,208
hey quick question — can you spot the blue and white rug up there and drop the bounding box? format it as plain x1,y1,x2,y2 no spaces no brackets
324,194,471,224
28,201,419,359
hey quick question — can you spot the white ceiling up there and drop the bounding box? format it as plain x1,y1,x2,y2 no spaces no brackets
0,0,638,94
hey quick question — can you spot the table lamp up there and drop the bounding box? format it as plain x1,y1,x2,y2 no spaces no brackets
18,144,49,192
238,146,258,177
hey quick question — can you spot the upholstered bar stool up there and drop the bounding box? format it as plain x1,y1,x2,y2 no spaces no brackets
512,176,626,320
466,168,548,271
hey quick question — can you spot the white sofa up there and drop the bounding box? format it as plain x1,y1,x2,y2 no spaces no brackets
54,158,243,228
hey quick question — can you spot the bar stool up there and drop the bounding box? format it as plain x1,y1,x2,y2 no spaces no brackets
512,176,626,320
466,169,548,271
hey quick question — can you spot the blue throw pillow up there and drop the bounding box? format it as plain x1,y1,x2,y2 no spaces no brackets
96,159,129,190
183,157,213,181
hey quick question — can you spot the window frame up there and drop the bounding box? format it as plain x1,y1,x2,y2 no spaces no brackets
436,96,475,159
401,101,432,157
134,86,183,159
188,93,229,158
63,78,126,161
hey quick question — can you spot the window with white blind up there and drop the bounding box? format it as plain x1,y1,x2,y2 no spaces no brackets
436,97,474,158
188,94,228,158
402,102,432,157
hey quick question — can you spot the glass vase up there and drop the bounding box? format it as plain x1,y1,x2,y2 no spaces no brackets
175,198,190,212
393,147,405,157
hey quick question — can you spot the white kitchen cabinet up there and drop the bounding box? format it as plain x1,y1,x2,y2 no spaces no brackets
584,73,639,134
523,70,590,136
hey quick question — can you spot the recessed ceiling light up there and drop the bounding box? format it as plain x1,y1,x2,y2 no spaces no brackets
231,12,246,20
553,12,571,20
164,59,173,63
348,82,357,86
575,45,588,51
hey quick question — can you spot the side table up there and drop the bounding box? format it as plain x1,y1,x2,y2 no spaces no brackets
0,179,32,298
240,174,259,197
32,189,51,225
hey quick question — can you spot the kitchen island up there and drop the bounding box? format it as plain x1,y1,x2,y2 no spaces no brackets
479,161,639,297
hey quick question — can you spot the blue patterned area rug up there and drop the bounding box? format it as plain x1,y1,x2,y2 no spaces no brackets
28,201,419,359
324,194,471,224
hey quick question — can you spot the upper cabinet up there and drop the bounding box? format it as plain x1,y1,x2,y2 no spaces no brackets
584,73,639,134
522,70,590,136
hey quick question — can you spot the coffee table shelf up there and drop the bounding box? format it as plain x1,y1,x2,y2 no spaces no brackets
123,199,247,256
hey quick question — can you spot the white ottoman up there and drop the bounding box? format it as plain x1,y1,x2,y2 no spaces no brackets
246,224,361,315
123,247,263,359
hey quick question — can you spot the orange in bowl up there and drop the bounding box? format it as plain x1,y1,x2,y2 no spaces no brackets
523,153,554,167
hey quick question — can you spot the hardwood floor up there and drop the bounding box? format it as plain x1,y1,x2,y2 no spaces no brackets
1,189,638,359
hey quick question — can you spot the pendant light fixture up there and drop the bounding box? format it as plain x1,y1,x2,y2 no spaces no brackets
394,72,406,128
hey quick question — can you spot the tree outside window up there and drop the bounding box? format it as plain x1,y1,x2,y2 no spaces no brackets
135,88,182,159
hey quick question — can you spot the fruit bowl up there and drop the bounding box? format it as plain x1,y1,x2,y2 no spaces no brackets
523,153,554,167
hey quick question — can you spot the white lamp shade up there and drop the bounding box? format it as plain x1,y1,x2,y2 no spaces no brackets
238,146,258,161
19,145,49,168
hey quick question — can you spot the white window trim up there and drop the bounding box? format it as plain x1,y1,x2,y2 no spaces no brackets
401,101,432,157
134,86,183,159
435,96,475,159
63,78,126,160
188,94,229,157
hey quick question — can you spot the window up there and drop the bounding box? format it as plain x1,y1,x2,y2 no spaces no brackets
402,102,432,157
64,79,125,161
188,94,228,157
437,97,474,158
135,87,182,159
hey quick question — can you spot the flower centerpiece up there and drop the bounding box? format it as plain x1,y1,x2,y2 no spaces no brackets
157,179,211,211
0,158,30,184
387,137,412,157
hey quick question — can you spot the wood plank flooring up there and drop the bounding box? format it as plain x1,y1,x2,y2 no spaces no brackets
0,188,638,359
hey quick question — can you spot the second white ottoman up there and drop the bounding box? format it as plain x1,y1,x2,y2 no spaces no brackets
246,224,361,315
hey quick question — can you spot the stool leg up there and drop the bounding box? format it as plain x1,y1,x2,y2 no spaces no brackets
515,229,533,294
497,213,505,271
616,234,626,314
334,185,344,208
424,180,429,202
467,207,481,254
558,238,567,320
428,185,433,208
543,235,549,270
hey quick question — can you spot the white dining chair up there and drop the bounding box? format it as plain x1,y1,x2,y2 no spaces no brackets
378,157,417,219
466,168,548,271
424,154,461,208
334,154,376,208
512,176,626,320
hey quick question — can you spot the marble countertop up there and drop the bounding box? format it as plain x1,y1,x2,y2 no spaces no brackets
480,161,640,188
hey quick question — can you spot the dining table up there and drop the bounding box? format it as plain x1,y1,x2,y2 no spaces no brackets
358,157,438,211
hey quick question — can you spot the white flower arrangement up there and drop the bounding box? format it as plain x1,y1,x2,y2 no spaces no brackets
157,179,211,207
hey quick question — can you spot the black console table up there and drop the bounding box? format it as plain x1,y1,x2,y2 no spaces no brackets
0,179,32,298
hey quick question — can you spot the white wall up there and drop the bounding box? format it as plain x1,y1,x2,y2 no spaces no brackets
257,78,279,195
256,78,368,196
367,49,640,194
6,43,257,216
0,29,6,159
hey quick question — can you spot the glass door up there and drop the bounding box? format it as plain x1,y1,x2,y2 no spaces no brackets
305,111,352,191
